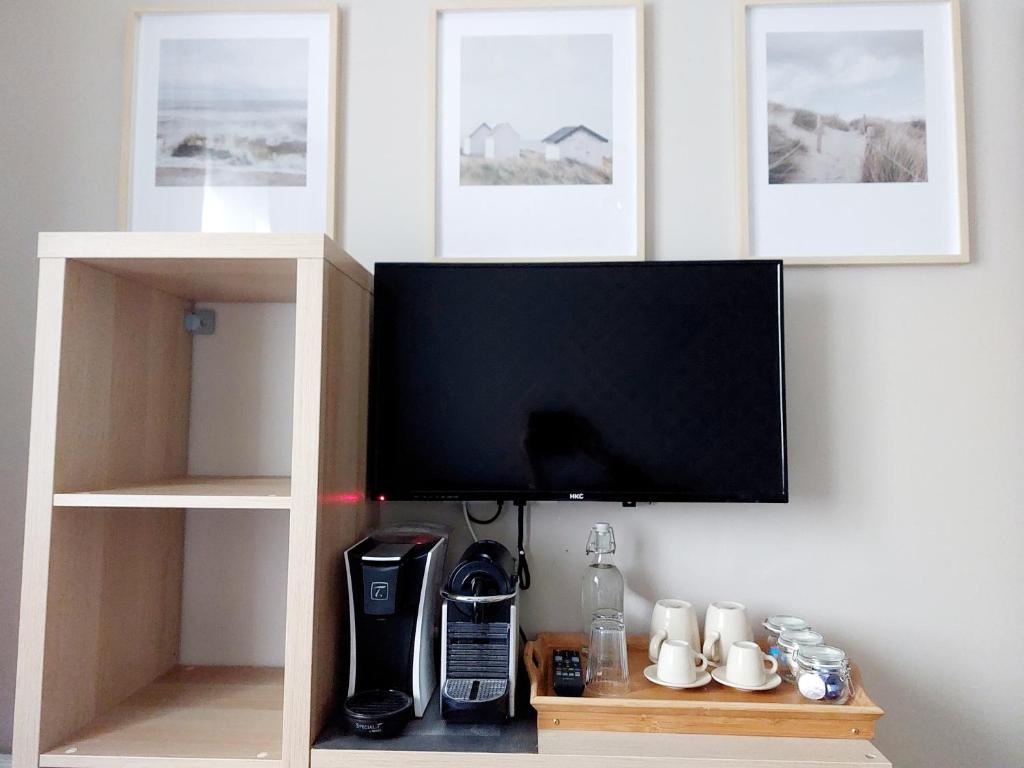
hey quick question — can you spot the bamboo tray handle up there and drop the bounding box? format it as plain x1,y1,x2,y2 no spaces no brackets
523,640,543,699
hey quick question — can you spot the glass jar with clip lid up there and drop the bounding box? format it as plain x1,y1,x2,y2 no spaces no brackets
796,645,853,704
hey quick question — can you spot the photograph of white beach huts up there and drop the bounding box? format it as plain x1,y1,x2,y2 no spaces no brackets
459,33,613,186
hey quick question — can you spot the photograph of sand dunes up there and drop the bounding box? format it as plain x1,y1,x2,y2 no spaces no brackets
766,29,928,185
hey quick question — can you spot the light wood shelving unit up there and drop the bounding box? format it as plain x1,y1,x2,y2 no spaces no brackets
13,233,377,768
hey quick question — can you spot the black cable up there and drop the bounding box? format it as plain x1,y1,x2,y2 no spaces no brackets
467,500,503,525
516,500,531,590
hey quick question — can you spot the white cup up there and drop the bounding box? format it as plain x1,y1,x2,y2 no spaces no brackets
702,601,753,665
724,640,779,688
649,599,701,663
656,639,708,686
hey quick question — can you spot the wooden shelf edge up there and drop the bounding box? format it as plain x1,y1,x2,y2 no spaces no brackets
38,232,331,261
539,730,892,762
53,476,292,509
309,747,890,768
40,756,282,768
322,236,372,293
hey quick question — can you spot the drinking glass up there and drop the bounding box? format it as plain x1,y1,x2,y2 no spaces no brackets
586,614,629,694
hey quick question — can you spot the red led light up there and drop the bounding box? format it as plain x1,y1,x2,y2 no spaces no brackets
378,495,386,502
321,491,364,504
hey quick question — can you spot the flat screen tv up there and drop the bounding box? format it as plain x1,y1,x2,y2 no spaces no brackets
369,261,787,503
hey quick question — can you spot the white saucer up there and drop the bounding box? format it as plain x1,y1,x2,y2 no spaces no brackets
710,667,782,692
643,665,713,690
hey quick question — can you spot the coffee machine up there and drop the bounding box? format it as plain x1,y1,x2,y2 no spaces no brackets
440,541,519,723
345,525,448,719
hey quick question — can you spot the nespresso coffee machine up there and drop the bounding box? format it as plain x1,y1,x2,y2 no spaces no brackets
345,524,448,729
440,541,519,724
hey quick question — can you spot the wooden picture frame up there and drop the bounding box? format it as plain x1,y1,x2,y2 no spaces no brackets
736,0,969,265
119,5,340,238
430,0,646,262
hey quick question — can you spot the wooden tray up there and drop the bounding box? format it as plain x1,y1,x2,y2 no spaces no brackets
525,633,883,740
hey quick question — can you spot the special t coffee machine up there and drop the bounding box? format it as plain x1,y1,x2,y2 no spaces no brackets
440,540,520,723
345,525,448,722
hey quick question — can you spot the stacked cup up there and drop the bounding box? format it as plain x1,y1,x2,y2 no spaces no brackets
645,600,710,689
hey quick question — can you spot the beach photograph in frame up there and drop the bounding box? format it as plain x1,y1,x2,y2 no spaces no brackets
434,1,644,261
459,33,614,186
739,0,968,264
156,37,310,187
123,7,337,234
767,29,928,185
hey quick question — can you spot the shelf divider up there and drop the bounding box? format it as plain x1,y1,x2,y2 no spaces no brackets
53,476,291,509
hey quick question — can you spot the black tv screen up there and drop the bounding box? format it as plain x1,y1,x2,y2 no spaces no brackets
369,261,787,503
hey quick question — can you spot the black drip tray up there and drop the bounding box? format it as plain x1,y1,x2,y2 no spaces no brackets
344,689,413,739
316,689,538,754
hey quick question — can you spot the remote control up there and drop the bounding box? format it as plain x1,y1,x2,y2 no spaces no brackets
552,649,585,697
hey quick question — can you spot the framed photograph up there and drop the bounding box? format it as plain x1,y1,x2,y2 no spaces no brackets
431,0,644,261
120,6,338,236
738,0,969,264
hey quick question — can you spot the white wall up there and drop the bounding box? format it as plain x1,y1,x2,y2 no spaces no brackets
179,304,295,666
1,1,1022,766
